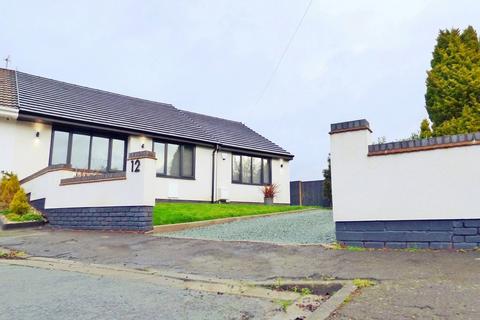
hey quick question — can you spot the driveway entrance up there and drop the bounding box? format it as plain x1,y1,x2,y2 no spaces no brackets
156,209,335,244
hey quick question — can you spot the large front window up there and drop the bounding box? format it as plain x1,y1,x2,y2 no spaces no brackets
50,129,126,172
232,154,271,185
153,141,195,178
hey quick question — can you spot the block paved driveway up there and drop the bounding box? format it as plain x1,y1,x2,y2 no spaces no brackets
0,228,479,319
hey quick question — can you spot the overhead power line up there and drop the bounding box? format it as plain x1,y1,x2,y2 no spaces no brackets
253,0,314,107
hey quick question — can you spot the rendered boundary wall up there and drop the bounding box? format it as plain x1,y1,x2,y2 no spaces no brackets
330,119,480,248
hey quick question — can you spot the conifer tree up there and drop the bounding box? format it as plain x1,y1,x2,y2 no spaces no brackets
423,26,480,136
322,155,332,208
419,119,432,138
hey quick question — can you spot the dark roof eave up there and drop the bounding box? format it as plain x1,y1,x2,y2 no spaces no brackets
218,145,294,160
18,110,294,159
17,110,217,148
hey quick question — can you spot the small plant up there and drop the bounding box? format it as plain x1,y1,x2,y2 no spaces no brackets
9,188,30,215
353,279,375,288
328,242,366,252
261,184,279,199
276,299,293,312
342,294,353,305
300,287,312,296
6,211,43,222
273,277,283,290
346,246,366,252
0,249,25,259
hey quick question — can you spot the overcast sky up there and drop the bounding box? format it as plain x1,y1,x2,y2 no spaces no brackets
1,1,479,180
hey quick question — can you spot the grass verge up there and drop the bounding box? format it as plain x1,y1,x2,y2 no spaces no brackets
153,202,319,225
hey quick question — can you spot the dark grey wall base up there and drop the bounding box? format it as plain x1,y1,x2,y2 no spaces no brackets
30,198,46,213
336,219,480,249
1,219,45,230
45,206,153,232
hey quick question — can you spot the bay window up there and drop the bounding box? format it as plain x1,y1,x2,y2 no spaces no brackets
153,141,195,178
232,154,271,185
49,129,126,172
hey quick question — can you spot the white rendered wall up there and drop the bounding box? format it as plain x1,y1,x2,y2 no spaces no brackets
24,156,157,209
128,135,152,153
0,118,51,179
1,116,292,204
154,146,213,202
216,152,291,204
331,128,480,221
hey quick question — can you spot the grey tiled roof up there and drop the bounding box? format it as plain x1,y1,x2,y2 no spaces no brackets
0,68,292,157
182,111,291,156
15,70,214,143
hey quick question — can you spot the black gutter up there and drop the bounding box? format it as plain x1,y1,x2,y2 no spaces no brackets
217,146,294,160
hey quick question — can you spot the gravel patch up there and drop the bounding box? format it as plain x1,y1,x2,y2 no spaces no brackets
158,210,335,244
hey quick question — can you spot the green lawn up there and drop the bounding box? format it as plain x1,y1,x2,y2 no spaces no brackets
0,209,43,222
153,202,316,225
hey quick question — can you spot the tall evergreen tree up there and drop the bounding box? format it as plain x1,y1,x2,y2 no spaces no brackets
424,26,480,136
322,155,332,208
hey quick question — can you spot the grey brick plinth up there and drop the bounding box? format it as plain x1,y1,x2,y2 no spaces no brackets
336,219,480,250
45,206,153,232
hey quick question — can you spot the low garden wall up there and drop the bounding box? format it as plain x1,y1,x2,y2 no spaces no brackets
330,119,480,249
22,151,157,232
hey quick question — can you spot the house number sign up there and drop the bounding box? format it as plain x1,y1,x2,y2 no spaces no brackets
130,159,140,172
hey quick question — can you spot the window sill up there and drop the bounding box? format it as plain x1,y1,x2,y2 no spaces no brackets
156,174,196,181
231,181,270,186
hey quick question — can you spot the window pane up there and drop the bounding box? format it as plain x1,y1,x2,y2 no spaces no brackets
241,155,251,183
51,131,69,165
154,142,165,174
70,134,90,169
182,145,194,177
263,159,271,184
90,136,109,171
166,144,180,176
110,139,125,171
232,155,241,181
252,157,262,184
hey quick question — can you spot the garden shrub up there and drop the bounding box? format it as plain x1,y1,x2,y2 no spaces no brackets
9,188,30,215
0,175,7,207
1,174,20,206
